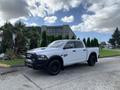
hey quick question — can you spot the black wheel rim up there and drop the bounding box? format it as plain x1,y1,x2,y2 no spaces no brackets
50,62,60,73
91,56,96,65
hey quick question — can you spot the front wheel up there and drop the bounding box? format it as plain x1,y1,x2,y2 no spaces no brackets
47,60,61,75
88,55,96,66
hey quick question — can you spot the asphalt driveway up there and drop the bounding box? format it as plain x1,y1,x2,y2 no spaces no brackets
0,56,120,90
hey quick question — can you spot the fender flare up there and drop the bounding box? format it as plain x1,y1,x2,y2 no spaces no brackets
48,55,64,68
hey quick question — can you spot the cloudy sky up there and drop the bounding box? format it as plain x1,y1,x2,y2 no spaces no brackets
0,0,120,42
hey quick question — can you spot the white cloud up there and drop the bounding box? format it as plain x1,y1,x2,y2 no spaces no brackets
30,23,38,26
9,17,28,25
26,22,38,26
26,0,82,16
61,15,74,23
0,17,5,27
0,0,82,27
0,0,30,27
72,0,120,33
26,0,47,17
44,16,57,24
0,0,29,20
41,0,82,14
1,0,119,34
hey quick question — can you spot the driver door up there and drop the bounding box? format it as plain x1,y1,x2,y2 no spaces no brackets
63,41,78,65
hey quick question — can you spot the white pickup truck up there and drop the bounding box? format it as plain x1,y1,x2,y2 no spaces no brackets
25,40,99,75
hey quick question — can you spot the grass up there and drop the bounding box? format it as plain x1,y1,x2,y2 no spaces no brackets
100,48,120,58
0,59,25,66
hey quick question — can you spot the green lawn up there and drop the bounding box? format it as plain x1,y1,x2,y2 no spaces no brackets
100,48,120,58
0,59,25,66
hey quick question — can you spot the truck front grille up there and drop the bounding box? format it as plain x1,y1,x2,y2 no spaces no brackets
26,53,37,61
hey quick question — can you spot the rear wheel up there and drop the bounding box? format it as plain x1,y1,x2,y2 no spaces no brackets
88,55,96,66
47,60,61,75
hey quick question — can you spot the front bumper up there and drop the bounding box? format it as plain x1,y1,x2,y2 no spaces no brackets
25,53,49,69
25,59,49,70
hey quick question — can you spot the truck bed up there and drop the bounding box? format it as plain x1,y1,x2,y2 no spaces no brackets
86,47,99,60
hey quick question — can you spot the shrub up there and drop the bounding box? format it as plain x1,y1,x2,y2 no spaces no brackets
5,49,16,60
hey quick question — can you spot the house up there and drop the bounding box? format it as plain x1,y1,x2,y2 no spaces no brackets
26,25,76,39
41,25,76,38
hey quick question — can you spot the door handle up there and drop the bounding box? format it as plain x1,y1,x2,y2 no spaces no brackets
72,50,76,52
83,49,86,51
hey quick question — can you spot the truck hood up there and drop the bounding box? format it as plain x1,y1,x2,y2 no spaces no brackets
27,47,62,55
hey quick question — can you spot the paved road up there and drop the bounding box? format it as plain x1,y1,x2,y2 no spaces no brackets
0,56,120,90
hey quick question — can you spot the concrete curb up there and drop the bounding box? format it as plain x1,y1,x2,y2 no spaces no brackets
0,65,25,68
99,55,120,58
0,64,10,68
0,68,18,75
11,64,25,68
0,65,25,75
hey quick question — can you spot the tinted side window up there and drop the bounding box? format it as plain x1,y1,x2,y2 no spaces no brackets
64,41,75,49
75,41,84,48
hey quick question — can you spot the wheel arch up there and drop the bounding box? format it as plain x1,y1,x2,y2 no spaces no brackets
49,55,64,69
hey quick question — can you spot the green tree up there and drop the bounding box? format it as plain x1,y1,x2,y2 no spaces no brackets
14,21,26,32
1,23,14,53
29,28,40,49
83,38,87,46
109,38,115,46
14,21,27,54
15,31,26,54
77,38,80,40
90,39,94,47
47,35,55,44
87,37,91,47
65,35,69,39
89,38,99,47
109,28,120,47
71,36,76,39
51,35,55,42
93,38,99,47
41,31,47,47
55,35,62,40
57,35,62,40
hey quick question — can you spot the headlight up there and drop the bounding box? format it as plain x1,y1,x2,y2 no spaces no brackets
37,55,48,60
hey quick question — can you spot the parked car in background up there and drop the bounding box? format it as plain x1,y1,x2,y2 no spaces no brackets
0,53,10,60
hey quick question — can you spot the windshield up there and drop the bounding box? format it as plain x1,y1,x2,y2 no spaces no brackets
47,41,65,48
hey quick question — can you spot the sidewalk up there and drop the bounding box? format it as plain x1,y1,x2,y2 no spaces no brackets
0,63,25,75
